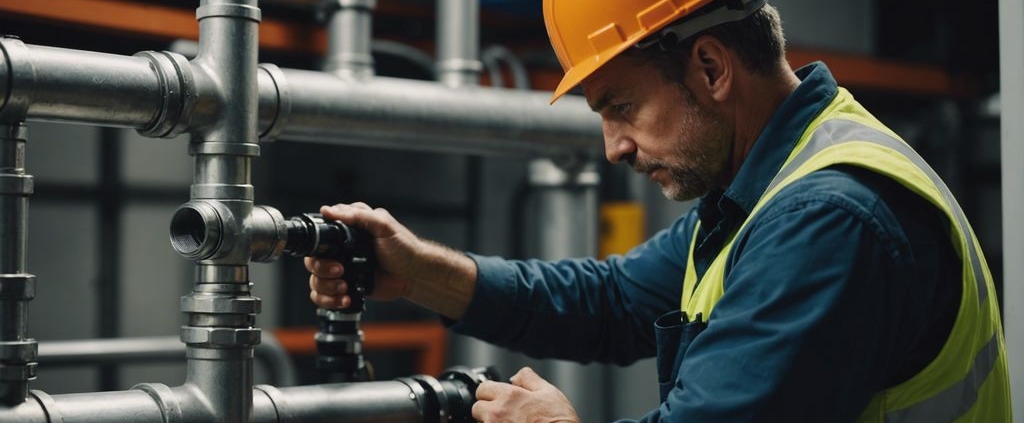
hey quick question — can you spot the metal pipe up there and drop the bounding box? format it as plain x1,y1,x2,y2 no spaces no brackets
523,158,604,422
176,2,263,423
999,0,1024,420
0,39,601,157
321,0,375,80
267,70,601,157
0,367,494,423
0,123,35,405
35,332,298,387
437,0,482,87
0,37,165,128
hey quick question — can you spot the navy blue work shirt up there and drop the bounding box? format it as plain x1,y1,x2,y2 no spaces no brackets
449,63,960,422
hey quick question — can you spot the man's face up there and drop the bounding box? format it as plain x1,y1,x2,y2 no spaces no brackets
582,54,732,201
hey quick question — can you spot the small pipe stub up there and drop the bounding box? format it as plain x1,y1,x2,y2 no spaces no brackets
169,201,228,261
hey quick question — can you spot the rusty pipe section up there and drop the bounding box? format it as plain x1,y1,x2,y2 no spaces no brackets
0,39,601,159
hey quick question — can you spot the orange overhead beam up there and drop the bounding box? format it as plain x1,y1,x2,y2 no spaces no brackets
273,321,448,377
0,0,325,55
0,0,975,97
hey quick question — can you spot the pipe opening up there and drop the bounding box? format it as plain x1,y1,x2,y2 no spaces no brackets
170,206,209,256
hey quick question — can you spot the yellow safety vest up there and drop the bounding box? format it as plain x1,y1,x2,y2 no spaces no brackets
680,88,1012,422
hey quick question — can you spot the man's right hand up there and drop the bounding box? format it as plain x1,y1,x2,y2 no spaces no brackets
304,202,477,320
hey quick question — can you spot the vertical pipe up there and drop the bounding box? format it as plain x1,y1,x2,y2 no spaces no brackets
97,127,122,391
436,0,482,87
0,123,36,405
998,0,1024,420
180,1,262,423
524,158,603,422
322,0,376,80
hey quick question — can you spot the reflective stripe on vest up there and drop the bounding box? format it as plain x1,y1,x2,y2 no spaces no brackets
680,108,1009,422
766,119,988,304
767,118,1000,423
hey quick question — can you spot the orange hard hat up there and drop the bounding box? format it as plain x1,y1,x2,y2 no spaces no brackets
543,0,767,103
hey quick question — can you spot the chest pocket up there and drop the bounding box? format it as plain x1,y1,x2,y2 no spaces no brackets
654,310,707,402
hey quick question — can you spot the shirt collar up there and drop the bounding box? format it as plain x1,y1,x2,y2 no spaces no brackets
713,61,839,218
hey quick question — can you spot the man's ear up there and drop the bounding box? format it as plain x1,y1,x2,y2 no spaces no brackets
688,35,732,102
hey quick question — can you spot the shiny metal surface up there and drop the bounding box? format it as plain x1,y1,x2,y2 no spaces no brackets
322,0,375,79
437,0,482,87
270,70,601,157
0,40,601,158
0,123,35,405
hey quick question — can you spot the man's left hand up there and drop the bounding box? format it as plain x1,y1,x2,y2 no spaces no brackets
473,367,581,423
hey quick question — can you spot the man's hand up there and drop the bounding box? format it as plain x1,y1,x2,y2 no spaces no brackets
473,367,581,423
305,202,477,320
306,202,419,309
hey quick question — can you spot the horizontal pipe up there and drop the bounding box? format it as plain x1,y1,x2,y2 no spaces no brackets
0,40,602,158
36,333,298,386
0,371,480,423
0,39,164,128
268,69,602,157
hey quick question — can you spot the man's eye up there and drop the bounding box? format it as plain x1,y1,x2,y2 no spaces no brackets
612,103,632,115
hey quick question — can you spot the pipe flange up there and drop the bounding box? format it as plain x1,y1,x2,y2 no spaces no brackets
0,37,34,124
410,374,451,423
196,3,262,22
0,274,35,300
180,326,261,348
133,383,183,423
0,174,33,195
0,340,37,362
257,64,290,142
181,295,261,315
134,50,196,139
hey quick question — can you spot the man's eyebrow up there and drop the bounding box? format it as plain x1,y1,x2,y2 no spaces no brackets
589,91,613,113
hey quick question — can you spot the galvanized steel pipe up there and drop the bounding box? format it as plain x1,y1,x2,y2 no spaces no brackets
0,40,601,158
0,123,35,405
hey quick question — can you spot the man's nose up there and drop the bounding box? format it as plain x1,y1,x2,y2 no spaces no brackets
603,122,636,164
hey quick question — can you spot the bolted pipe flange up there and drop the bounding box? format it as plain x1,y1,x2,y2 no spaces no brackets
180,326,261,348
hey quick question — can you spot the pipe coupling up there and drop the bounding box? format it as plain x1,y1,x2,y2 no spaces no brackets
0,37,33,124
247,205,288,262
134,51,196,138
257,64,291,142
169,201,234,261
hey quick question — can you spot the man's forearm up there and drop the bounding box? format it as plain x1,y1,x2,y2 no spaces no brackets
404,240,477,320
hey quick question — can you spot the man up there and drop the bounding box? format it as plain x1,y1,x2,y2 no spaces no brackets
307,0,1012,421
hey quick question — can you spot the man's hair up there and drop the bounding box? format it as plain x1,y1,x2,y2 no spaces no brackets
622,4,786,85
